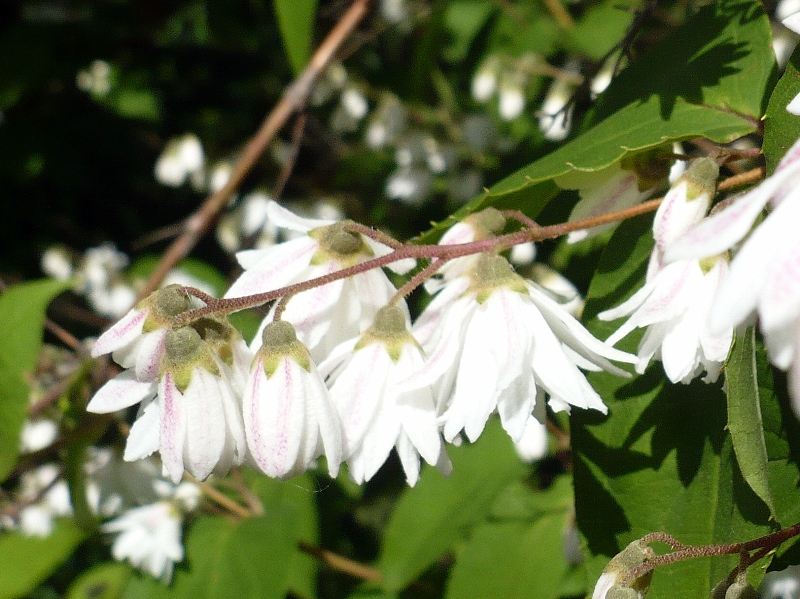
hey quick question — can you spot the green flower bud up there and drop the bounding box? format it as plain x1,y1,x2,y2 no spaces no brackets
724,582,757,599
607,586,640,599
259,321,311,375
466,207,506,238
163,326,218,392
680,157,719,202
141,284,192,333
470,253,528,302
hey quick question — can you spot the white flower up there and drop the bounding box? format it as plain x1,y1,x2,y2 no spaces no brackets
41,246,74,280
385,166,434,205
154,134,205,188
90,284,191,383
412,254,635,443
102,501,184,581
472,57,500,103
556,156,669,244
599,158,730,383
225,201,407,362
243,321,342,480
538,67,578,140
321,306,447,486
19,419,59,453
13,464,73,537
513,413,549,463
498,73,526,121
760,565,800,599
664,138,800,408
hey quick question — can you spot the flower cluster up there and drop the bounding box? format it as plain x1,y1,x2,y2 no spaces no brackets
88,201,637,487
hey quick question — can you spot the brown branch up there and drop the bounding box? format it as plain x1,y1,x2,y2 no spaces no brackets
137,0,371,301
298,541,383,583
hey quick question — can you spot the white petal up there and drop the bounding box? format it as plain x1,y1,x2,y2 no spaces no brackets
92,309,147,358
182,369,228,481
159,373,188,484
514,415,548,462
266,200,335,232
124,400,160,461
134,330,167,381
225,237,318,299
87,371,156,413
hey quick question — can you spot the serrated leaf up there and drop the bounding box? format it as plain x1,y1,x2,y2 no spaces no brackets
0,278,72,482
122,511,297,599
763,47,800,174
726,327,775,517
573,216,776,599
445,475,573,599
67,563,132,599
0,518,86,599
273,0,318,75
378,420,525,593
418,0,774,243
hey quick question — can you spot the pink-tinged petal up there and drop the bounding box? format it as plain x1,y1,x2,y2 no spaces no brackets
87,371,156,413
124,400,160,461
711,196,800,334
759,242,800,335
235,247,272,270
159,373,188,484
329,344,389,455
412,278,471,348
788,327,800,419
351,268,399,326
663,185,774,264
92,309,147,358
652,181,710,252
182,369,227,481
438,222,476,246
224,237,318,299
604,261,699,347
134,330,167,381
266,200,335,232
777,137,800,174
281,266,344,350
307,363,342,477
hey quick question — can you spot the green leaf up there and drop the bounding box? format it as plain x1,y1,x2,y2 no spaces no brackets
123,511,297,599
763,46,800,174
0,278,72,482
128,256,229,298
0,518,86,599
272,0,318,75
725,327,775,517
378,420,526,593
445,476,573,599
441,0,496,63
573,215,776,598
418,0,774,243
67,563,132,599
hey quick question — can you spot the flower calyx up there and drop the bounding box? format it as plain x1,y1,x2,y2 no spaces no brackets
310,221,372,266
469,253,528,303
162,326,219,392
140,284,192,333
463,207,507,239
189,314,238,367
356,305,419,361
679,157,719,203
258,320,312,375
594,539,656,599
723,581,758,599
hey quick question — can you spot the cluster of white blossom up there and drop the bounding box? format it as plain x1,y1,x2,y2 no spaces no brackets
87,200,637,489
2,444,198,581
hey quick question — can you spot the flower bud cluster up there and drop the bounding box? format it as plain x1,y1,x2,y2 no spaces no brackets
88,202,637,487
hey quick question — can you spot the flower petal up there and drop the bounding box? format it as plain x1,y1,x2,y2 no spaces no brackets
225,237,318,299
87,371,156,413
92,309,147,358
124,399,161,461
266,200,335,232
159,373,188,484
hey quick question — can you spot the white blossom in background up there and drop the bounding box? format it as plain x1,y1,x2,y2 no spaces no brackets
208,160,233,193
556,153,670,244
779,6,800,71
538,63,580,141
19,419,59,454
320,305,448,486
498,71,527,121
309,63,348,107
154,133,205,188
77,243,136,318
385,166,434,205
226,201,410,362
760,565,800,599
366,93,408,149
12,464,72,537
412,253,636,443
600,158,732,384
665,138,800,409
243,321,342,480
472,56,501,103
76,59,112,97
41,246,74,280
101,481,199,582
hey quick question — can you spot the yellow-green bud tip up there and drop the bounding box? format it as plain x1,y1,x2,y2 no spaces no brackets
468,207,506,237
607,586,640,599
262,320,298,350
724,582,757,599
151,284,192,319
319,222,364,255
474,253,517,284
682,157,719,200
165,326,204,366
371,305,407,336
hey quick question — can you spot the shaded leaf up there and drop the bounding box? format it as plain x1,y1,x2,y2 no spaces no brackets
273,0,318,75
763,47,800,174
0,279,72,482
378,420,525,593
726,327,775,517
67,563,132,599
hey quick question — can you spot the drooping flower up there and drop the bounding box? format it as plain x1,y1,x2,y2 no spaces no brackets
225,201,410,362
591,540,655,599
321,305,448,486
664,138,800,408
412,253,636,444
599,158,731,383
89,304,249,483
243,321,342,480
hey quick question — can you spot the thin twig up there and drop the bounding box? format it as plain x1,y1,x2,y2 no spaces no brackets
298,541,383,582
186,474,252,519
137,0,371,301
